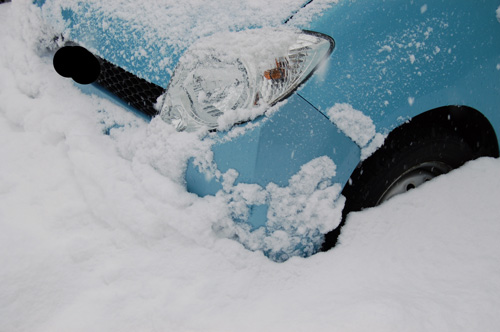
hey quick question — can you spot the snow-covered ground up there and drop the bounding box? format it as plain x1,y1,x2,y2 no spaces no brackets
2,2,500,331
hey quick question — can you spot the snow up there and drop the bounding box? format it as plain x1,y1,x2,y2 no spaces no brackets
326,103,385,159
497,6,500,23
216,156,344,261
2,2,500,331
35,0,337,87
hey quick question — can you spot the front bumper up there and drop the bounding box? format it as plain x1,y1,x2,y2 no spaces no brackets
185,93,361,229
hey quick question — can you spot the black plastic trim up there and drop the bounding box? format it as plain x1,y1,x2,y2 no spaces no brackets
94,56,164,117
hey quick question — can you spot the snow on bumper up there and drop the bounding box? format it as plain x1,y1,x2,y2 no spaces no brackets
186,94,361,260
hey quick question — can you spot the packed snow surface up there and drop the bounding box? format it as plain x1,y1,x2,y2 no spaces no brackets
2,2,500,331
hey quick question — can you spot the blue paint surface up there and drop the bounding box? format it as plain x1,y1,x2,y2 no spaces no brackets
300,0,500,135
36,0,500,232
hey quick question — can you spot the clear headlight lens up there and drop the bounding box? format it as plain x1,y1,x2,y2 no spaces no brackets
160,30,334,131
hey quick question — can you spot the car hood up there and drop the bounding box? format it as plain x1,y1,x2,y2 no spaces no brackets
35,0,334,88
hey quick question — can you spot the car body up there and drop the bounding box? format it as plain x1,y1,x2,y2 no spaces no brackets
34,0,500,259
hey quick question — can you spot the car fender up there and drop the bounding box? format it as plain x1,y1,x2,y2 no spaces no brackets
298,0,500,145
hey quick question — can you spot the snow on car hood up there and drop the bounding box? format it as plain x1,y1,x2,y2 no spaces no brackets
35,0,336,88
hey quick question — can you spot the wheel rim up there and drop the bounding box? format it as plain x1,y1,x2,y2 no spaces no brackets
377,161,453,205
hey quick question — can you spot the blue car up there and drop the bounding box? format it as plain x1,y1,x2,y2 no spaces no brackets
34,0,500,260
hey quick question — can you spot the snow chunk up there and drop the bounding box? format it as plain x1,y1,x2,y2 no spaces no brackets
361,132,386,160
497,6,500,23
420,4,428,14
326,103,376,147
326,104,386,160
216,156,344,261
378,45,392,53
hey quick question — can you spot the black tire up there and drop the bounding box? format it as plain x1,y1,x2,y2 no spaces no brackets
322,123,480,250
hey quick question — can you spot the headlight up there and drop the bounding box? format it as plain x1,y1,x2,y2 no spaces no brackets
159,29,334,131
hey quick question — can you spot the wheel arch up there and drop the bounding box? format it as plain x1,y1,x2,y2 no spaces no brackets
345,105,499,200
387,105,499,160
322,105,499,251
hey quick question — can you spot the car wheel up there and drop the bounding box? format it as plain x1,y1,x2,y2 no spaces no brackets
322,123,479,250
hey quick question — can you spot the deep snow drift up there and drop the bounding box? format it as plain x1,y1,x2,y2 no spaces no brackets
1,2,500,331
